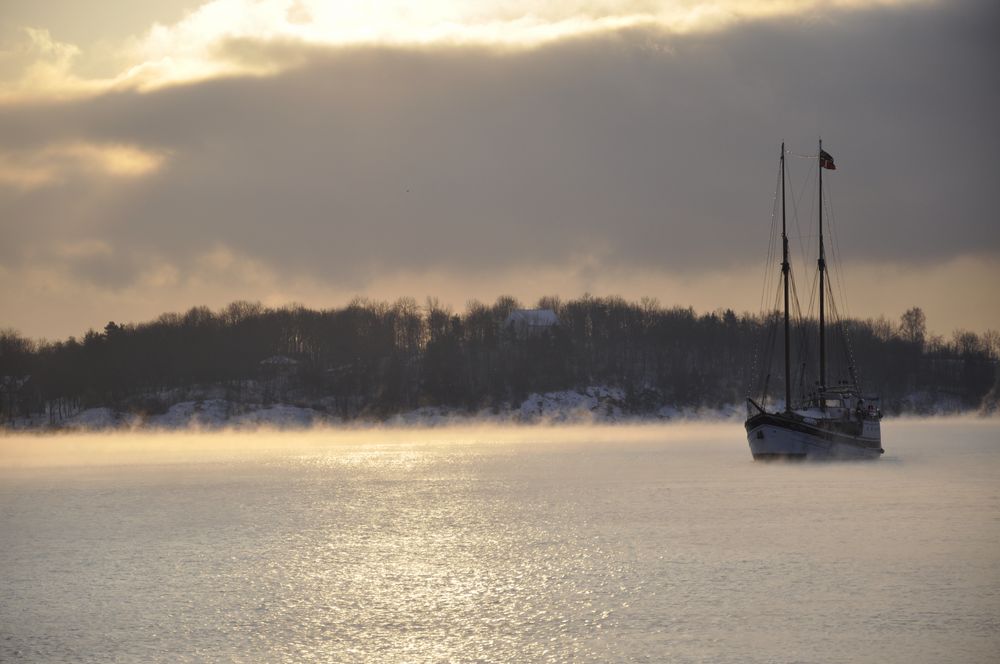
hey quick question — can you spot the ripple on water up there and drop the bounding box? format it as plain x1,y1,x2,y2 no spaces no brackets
1,420,998,662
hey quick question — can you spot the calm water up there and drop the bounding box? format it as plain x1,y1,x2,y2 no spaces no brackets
1,419,998,663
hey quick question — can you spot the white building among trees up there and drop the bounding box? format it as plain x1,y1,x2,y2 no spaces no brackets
503,309,559,338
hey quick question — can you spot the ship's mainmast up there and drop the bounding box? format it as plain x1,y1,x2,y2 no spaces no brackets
781,143,790,412
818,139,827,393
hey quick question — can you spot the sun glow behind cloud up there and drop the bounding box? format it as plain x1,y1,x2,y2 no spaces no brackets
0,142,166,189
1,0,929,100
1,0,994,341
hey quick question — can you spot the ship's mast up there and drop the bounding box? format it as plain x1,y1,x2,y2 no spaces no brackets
818,139,827,393
781,143,791,411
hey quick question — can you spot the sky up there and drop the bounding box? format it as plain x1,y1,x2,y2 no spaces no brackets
0,0,997,340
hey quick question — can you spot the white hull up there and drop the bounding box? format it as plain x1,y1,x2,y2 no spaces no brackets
745,414,882,461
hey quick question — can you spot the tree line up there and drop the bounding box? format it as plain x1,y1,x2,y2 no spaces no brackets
1,297,997,424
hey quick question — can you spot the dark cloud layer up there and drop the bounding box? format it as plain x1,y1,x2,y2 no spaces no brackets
1,0,998,295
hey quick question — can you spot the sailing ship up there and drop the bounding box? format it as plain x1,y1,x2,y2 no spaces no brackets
744,142,884,460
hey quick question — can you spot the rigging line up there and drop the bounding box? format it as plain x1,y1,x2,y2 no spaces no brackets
823,178,844,302
821,184,846,388
789,267,803,323
746,324,760,399
804,165,819,260
752,313,772,400
804,262,819,323
792,274,816,399
827,202,850,308
825,179,853,324
792,286,812,376
748,209,781,401
822,179,844,302
757,279,784,407
747,338,762,399
803,163,820,323
749,270,777,399
787,266,809,406
757,161,783,317
829,276,862,391
822,177,862,389
755,278,784,398
825,279,857,390
790,272,812,369
830,286,857,387
791,164,819,337
826,284,840,385
791,270,808,331
788,158,814,275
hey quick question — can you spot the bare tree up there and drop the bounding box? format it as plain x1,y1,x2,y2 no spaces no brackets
899,306,927,347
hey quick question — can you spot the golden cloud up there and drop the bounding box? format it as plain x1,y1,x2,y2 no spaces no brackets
0,0,930,101
0,142,166,189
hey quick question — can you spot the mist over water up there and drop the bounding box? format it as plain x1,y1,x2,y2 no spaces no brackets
1,419,998,662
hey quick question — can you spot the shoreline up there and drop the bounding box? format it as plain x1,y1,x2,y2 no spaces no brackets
2,386,989,434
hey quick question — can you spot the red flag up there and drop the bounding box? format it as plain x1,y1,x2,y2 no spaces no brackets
819,149,836,170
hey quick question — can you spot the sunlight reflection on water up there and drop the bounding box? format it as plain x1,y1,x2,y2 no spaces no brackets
1,419,998,662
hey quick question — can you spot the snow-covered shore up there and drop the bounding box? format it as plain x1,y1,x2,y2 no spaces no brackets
4,387,746,432
3,385,988,433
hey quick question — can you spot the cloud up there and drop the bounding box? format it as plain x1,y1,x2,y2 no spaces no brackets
2,1,930,99
0,0,997,339
0,27,106,102
0,141,165,189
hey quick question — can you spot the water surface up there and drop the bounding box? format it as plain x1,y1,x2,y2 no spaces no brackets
1,419,998,662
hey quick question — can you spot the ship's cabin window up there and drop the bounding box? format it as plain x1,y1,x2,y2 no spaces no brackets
824,398,844,408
